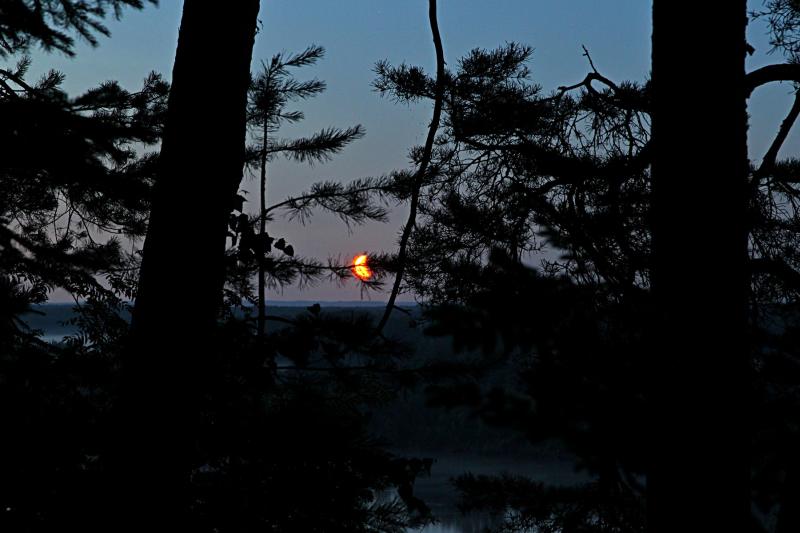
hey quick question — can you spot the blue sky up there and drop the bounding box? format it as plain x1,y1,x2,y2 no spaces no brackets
21,1,800,302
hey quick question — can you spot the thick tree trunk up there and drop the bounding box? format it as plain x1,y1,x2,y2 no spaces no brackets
112,1,260,529
649,3,750,532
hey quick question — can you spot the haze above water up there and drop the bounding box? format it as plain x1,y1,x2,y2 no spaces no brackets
28,303,590,532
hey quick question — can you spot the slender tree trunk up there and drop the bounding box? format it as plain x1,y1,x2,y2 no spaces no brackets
113,1,261,529
649,3,749,532
377,0,445,333
258,122,268,339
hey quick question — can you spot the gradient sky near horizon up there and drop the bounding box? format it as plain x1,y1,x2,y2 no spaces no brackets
22,0,800,302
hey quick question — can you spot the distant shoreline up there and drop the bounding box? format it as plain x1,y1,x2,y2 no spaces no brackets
36,300,417,308
26,300,420,343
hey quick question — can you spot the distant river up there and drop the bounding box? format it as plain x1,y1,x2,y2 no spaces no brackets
29,305,589,532
399,451,589,533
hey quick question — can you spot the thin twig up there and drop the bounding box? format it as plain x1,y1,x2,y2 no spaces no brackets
582,44,599,74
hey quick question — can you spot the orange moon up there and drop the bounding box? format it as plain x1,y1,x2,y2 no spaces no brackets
352,254,372,281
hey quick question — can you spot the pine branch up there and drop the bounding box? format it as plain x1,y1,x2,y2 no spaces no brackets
0,0,157,57
276,78,326,101
269,125,365,164
282,44,325,68
266,178,392,226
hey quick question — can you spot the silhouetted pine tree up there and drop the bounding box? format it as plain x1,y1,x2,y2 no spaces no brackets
245,45,364,339
1,15,167,533
374,12,800,528
1,60,167,307
737,4,800,528
375,39,652,532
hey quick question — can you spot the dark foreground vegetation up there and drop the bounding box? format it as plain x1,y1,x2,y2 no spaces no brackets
3,1,800,532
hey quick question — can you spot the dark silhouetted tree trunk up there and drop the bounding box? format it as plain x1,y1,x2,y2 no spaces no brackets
113,1,260,530
649,3,749,532
258,120,268,339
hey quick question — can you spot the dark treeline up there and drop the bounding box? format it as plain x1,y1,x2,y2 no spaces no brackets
2,1,800,532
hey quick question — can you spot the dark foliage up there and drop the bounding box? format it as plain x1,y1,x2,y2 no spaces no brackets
0,4,431,532
0,52,164,531
4,2,800,532
0,59,167,315
243,44,367,338
455,473,644,533
0,0,157,57
373,25,799,529
0,300,437,531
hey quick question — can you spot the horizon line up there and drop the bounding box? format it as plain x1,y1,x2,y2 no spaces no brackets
38,300,418,307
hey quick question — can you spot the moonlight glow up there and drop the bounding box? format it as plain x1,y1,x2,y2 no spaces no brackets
351,254,372,281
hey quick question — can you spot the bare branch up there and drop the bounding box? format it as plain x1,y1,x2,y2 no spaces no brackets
759,90,800,176
745,63,800,96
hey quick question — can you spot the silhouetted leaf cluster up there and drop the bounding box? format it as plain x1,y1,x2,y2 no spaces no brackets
753,0,800,61
0,16,434,532
454,473,644,533
1,61,166,312
0,0,157,57
376,36,800,531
